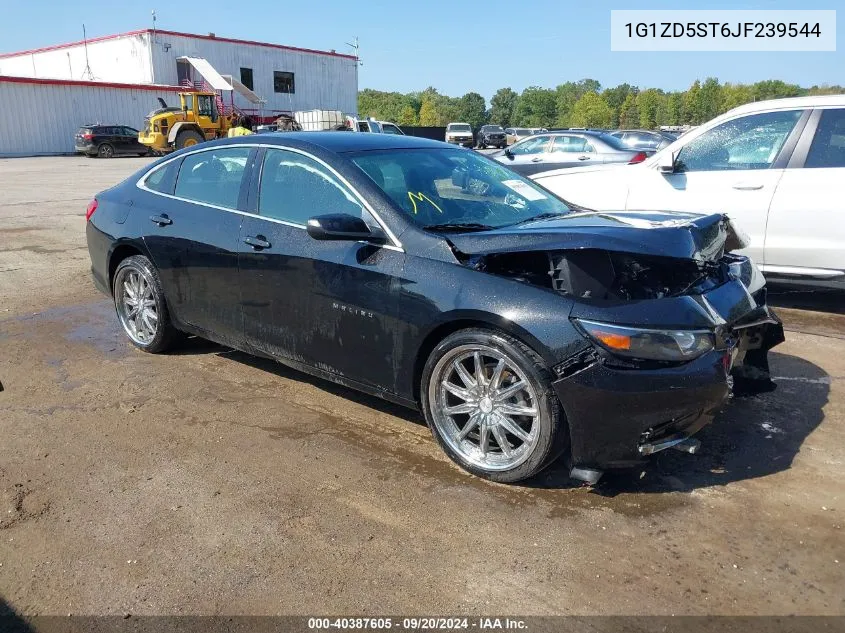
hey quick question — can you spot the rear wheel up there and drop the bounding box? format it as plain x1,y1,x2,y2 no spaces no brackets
113,255,177,354
175,130,204,150
97,143,114,158
421,328,566,483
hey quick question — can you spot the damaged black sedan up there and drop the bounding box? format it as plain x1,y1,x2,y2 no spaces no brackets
86,133,784,483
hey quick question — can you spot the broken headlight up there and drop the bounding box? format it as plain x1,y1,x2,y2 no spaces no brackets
574,319,715,362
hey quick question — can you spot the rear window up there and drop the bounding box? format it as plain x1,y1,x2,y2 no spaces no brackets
594,133,630,151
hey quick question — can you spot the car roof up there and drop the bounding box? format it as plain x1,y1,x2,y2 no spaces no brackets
727,94,845,115
210,131,449,152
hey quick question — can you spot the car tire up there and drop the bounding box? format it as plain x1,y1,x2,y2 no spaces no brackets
421,328,567,483
112,255,178,354
175,130,205,150
97,143,114,158
478,140,486,149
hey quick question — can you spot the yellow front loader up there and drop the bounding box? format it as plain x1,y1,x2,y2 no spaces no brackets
139,92,238,153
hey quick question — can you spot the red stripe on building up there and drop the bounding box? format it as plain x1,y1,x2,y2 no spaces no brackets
0,75,184,92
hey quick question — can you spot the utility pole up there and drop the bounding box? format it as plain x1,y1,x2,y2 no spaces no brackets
345,37,363,66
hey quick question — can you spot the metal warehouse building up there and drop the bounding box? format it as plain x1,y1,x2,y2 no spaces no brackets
0,29,359,156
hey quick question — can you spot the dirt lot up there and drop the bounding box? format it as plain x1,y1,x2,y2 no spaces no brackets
0,156,843,616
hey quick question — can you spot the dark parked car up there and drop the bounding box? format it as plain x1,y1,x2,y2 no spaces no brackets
86,133,783,484
476,125,507,149
493,131,648,176
75,125,149,158
609,129,677,151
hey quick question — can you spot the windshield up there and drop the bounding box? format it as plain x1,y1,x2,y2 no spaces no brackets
449,124,471,132
483,126,504,133
515,128,531,135
350,148,570,231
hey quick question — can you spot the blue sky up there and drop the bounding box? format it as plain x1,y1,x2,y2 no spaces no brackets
1,0,841,100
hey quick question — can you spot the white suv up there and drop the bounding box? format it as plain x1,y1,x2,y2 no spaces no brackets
533,95,845,290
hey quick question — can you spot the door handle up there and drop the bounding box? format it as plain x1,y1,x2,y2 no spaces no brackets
530,157,543,163
732,183,764,191
244,235,271,249
150,214,172,226
578,155,591,161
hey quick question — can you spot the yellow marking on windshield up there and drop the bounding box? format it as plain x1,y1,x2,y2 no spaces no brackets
408,191,444,215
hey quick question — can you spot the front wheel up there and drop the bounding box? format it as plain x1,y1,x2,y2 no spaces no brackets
175,130,205,150
421,328,567,483
113,255,178,353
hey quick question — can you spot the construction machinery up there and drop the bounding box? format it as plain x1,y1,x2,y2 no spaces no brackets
139,56,266,153
139,92,238,153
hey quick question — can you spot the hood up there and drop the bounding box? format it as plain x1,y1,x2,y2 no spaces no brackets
445,211,750,263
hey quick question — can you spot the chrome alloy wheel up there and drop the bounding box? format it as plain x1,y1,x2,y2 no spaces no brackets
429,344,540,471
116,269,159,345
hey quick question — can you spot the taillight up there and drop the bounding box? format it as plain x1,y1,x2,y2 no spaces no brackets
85,199,98,222
82,133,93,140
629,151,648,164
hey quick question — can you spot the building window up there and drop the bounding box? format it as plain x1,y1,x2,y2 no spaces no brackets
273,71,295,94
239,67,254,91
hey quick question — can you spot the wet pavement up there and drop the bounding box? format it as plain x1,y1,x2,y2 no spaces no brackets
0,157,843,616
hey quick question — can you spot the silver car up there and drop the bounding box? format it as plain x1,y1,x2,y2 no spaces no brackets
493,132,646,177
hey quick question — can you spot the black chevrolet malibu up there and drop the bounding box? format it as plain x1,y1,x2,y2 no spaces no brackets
86,133,784,484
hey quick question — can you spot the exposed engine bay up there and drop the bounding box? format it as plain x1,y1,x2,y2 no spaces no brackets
446,212,784,397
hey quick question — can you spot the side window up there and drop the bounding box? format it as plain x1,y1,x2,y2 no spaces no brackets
509,135,551,155
143,159,182,195
675,110,803,172
122,126,138,137
174,148,250,208
805,109,845,169
358,122,370,132
259,148,368,225
552,136,587,153
239,67,254,91
273,71,295,94
382,124,402,135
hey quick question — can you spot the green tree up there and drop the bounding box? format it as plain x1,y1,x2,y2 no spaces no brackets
456,92,488,129
603,83,637,128
490,88,519,127
514,86,557,127
618,93,640,128
752,80,803,101
418,99,439,126
665,93,683,125
699,77,722,123
569,91,613,128
636,89,663,129
683,80,703,125
721,83,754,113
398,104,418,126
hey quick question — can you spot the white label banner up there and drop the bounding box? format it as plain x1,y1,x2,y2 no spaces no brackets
610,10,836,51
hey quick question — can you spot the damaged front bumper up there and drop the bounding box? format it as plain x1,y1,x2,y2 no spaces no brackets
554,272,784,472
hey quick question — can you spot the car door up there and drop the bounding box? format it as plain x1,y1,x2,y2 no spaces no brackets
501,135,552,175
763,107,845,280
546,135,596,169
238,147,406,390
122,127,143,154
625,108,809,264
141,145,254,345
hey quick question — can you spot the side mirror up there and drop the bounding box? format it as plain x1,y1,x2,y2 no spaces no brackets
306,213,386,243
657,150,677,174
504,148,514,160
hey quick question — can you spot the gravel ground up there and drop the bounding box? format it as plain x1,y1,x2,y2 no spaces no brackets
0,156,843,616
